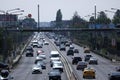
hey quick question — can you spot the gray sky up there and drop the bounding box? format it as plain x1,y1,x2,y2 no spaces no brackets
0,0,120,22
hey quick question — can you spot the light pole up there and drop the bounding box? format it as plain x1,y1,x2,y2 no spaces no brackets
94,5,97,50
38,4,40,28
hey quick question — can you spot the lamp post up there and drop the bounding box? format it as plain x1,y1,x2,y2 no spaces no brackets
94,5,97,50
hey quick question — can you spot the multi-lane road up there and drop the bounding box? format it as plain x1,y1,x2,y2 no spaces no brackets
10,33,120,80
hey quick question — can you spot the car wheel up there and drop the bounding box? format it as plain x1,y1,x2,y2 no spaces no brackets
93,76,95,79
83,76,85,78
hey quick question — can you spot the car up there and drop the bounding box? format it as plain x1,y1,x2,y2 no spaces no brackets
48,70,61,80
84,47,90,53
84,54,92,61
52,61,64,72
69,45,74,49
32,65,42,74
89,57,98,65
25,51,34,57
0,62,10,72
38,53,46,59
0,70,13,80
72,57,82,64
34,57,44,64
25,46,34,52
50,51,60,61
74,49,79,53
108,72,120,80
36,61,46,69
59,44,66,51
65,42,70,46
116,66,120,72
50,61,62,67
32,43,42,48
76,61,87,70
83,67,96,79
36,50,44,56
44,41,49,45
55,41,60,46
67,49,74,56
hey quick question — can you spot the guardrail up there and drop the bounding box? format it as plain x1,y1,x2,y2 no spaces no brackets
47,37,79,80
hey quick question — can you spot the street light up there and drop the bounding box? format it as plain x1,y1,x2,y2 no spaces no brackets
6,8,20,13
105,10,115,13
111,8,120,10
9,10,24,14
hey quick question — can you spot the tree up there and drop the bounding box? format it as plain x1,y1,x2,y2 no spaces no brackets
56,9,62,27
96,11,111,24
112,10,120,25
71,11,86,28
89,16,95,24
22,17,37,29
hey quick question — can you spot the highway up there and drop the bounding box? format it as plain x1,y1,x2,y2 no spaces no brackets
49,36,120,80
10,33,120,80
10,33,68,80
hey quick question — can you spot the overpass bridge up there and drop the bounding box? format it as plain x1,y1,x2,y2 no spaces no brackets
3,27,120,32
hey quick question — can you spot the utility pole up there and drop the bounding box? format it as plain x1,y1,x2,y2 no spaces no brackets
38,4,40,28
94,5,97,50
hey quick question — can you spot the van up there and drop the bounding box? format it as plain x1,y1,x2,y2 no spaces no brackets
50,51,60,61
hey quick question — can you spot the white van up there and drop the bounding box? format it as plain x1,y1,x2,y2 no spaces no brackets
50,51,60,61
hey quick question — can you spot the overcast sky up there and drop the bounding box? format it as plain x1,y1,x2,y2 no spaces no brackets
0,0,120,22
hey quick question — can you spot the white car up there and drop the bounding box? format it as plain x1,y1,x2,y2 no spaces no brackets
38,53,46,59
32,65,42,74
44,41,49,45
35,57,44,64
69,45,74,49
89,57,98,65
52,61,64,72
50,51,60,61
50,60,62,67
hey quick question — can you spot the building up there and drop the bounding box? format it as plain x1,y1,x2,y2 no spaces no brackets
0,14,18,27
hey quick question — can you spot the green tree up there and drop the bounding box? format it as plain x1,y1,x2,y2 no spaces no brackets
22,17,37,28
89,16,95,24
112,10,120,25
96,11,111,24
72,11,86,28
56,9,62,27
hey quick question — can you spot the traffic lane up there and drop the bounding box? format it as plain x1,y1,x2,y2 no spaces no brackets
10,54,35,80
10,47,48,80
66,44,118,80
44,39,68,80
60,48,107,80
73,43,119,70
11,39,67,80
51,43,116,80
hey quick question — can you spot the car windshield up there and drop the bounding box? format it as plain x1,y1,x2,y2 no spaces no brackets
51,54,59,57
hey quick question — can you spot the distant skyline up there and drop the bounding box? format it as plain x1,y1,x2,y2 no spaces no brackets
0,0,120,22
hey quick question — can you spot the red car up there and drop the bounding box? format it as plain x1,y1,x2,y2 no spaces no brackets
37,50,44,56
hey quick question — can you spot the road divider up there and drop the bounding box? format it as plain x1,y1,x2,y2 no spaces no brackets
47,38,79,80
